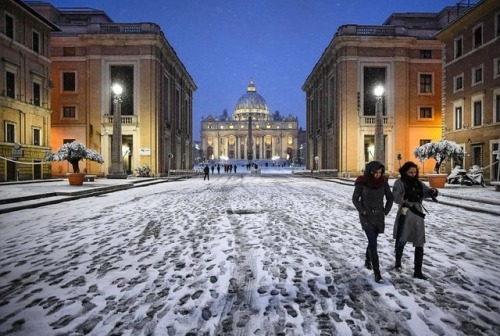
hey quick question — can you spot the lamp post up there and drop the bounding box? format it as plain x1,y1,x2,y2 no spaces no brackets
107,83,127,179
373,85,385,164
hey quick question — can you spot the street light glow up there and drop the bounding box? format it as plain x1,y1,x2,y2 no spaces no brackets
111,83,123,95
373,85,384,97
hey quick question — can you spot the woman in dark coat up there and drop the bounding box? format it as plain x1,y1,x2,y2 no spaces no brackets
392,161,438,280
352,161,394,282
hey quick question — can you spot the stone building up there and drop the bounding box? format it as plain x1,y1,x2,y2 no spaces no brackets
0,0,59,181
200,80,299,164
437,0,500,181
27,2,196,177
303,7,467,175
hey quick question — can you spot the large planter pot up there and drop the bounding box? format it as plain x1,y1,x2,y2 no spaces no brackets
426,173,447,188
67,173,85,186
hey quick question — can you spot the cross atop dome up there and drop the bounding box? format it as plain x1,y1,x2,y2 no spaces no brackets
247,78,256,92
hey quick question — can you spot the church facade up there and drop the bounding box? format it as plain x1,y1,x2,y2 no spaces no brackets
200,80,299,163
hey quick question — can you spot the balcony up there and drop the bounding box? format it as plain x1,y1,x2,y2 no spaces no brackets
102,114,138,125
359,116,394,126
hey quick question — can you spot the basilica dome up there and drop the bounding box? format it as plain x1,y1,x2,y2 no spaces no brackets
233,80,270,121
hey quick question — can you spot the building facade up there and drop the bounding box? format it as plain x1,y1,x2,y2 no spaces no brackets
437,0,500,181
0,0,59,181
28,2,196,177
303,8,467,175
200,80,299,164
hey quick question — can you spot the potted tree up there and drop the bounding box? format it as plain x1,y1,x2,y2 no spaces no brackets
45,141,104,185
413,139,464,188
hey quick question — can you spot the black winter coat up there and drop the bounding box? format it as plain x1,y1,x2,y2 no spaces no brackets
352,176,394,233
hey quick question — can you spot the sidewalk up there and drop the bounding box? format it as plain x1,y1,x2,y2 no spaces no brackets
0,177,169,214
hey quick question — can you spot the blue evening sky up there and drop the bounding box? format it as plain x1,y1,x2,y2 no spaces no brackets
45,0,457,140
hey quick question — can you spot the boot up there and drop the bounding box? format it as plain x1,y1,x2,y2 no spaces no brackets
413,247,428,280
364,247,372,270
369,248,382,283
395,248,403,270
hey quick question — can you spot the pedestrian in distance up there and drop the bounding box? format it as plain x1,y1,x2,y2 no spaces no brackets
352,161,394,283
203,165,210,181
211,165,215,174
217,164,220,174
392,161,438,280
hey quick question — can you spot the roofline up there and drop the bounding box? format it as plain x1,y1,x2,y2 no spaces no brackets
16,0,61,31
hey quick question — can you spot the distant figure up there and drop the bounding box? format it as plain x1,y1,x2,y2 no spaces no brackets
211,165,215,174
234,165,237,173
203,165,210,181
217,164,221,174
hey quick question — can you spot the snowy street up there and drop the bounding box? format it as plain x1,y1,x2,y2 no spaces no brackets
0,174,499,336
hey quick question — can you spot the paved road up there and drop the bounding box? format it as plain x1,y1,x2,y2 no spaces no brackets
0,175,498,335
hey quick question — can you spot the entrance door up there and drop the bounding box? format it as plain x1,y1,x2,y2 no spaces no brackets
34,160,41,179
7,160,16,181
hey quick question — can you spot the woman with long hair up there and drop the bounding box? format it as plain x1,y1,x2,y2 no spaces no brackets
352,161,394,283
393,161,438,280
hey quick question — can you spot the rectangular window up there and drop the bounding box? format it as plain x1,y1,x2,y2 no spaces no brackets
454,37,463,58
33,82,41,106
5,122,15,142
472,65,483,85
496,12,500,37
62,106,76,118
420,139,431,146
33,128,41,146
63,47,75,56
495,58,500,78
420,50,432,59
454,74,463,92
473,24,483,48
496,94,500,122
62,72,76,92
32,31,40,53
110,65,134,115
6,71,15,98
419,107,433,119
455,106,463,130
473,101,482,126
419,74,433,94
5,14,14,39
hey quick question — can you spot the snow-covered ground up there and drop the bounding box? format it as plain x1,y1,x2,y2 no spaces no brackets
0,174,498,335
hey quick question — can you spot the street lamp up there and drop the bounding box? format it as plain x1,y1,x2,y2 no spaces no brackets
373,85,385,164
107,83,127,179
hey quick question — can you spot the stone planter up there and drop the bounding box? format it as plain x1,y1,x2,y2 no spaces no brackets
67,173,85,186
426,173,447,188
